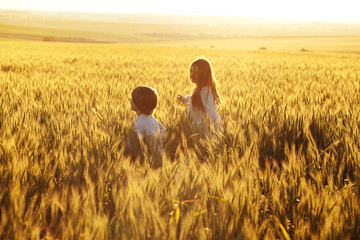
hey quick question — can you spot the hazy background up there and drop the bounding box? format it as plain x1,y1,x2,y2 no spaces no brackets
1,0,360,52
2,0,360,22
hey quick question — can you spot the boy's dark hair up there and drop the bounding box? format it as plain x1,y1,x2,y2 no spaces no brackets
131,86,158,115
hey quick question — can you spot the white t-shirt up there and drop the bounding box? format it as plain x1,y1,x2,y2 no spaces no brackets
183,86,223,134
134,114,166,150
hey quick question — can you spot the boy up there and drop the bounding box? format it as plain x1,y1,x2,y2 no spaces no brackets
126,86,165,163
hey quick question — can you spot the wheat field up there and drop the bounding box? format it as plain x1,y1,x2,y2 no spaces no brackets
0,41,360,239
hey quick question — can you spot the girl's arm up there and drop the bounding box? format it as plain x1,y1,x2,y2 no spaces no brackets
177,94,191,104
183,95,191,103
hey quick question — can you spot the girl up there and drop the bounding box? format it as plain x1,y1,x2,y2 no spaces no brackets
177,58,222,135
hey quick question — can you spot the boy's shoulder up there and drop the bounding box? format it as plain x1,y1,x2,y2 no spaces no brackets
134,114,150,127
134,114,165,138
134,114,160,130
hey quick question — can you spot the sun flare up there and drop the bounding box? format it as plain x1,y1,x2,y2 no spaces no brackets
1,0,359,22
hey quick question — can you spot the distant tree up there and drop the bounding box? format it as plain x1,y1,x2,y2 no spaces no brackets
43,36,56,42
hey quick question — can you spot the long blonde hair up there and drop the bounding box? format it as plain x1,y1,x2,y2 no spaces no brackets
191,58,221,111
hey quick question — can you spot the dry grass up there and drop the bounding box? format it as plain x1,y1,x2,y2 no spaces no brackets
0,41,359,239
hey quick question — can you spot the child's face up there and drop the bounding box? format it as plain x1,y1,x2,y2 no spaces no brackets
129,98,138,112
190,65,199,84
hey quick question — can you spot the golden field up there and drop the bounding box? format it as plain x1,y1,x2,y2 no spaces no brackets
0,40,360,239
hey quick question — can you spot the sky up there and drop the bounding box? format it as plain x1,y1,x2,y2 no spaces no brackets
1,0,360,23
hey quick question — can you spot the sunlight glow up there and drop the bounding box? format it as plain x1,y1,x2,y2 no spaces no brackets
1,0,359,22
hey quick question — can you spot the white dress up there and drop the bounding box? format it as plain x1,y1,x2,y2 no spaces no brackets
183,86,223,135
